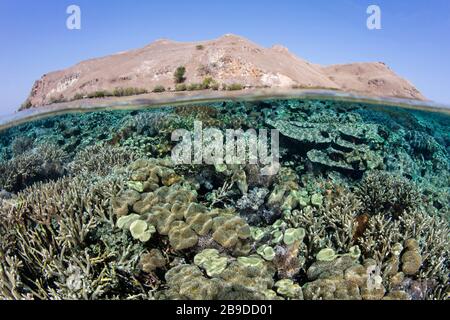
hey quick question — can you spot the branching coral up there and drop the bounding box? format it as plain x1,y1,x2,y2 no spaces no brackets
0,143,67,193
356,171,422,217
0,169,155,300
68,143,136,176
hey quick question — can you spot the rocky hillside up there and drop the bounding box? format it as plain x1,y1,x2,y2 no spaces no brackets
22,34,425,109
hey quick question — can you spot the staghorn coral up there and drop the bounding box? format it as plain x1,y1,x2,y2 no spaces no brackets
0,143,67,193
356,171,422,217
11,136,35,157
68,143,136,176
283,186,361,260
0,169,156,299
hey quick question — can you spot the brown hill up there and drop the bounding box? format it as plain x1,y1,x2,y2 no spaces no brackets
22,34,425,109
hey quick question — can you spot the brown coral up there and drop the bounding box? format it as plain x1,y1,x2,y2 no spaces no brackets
401,239,422,276
140,249,167,273
212,215,251,248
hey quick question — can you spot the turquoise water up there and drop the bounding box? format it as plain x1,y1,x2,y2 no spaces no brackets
0,98,448,300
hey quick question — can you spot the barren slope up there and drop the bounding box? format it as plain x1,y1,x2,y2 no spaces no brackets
23,34,425,109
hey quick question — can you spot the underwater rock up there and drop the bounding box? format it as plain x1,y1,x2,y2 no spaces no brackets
394,278,437,300
273,242,303,279
382,290,411,300
236,187,276,225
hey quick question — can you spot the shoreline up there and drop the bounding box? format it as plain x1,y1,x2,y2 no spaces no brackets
1,88,449,131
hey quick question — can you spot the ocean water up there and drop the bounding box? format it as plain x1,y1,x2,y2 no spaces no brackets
0,98,448,300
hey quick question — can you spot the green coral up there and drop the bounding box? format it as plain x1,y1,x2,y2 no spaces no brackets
316,248,337,262
257,245,276,261
194,249,228,277
130,220,155,242
275,279,303,299
283,228,306,246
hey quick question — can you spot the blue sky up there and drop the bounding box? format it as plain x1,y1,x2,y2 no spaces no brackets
0,0,449,115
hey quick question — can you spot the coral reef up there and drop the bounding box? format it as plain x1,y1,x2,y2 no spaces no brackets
0,98,448,300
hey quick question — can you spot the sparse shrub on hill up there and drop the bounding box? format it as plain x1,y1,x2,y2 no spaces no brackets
49,94,66,104
225,83,244,91
20,99,33,110
73,93,85,100
202,77,219,90
113,87,148,97
175,83,187,91
210,82,220,91
187,83,203,91
87,90,114,99
152,85,166,93
174,66,186,84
